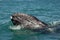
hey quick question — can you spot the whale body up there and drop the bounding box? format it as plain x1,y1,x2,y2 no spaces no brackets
10,13,48,31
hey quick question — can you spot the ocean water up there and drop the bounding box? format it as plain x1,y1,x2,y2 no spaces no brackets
0,0,60,40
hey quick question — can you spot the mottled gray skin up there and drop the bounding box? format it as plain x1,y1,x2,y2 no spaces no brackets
11,13,48,31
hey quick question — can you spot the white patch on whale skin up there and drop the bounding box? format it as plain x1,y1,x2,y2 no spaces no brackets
32,25,42,29
34,25,40,28
10,16,12,19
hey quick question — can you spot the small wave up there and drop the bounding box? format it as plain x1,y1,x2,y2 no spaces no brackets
24,8,54,11
49,20,60,26
47,20,60,33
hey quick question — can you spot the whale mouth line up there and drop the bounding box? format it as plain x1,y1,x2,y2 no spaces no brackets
11,19,20,25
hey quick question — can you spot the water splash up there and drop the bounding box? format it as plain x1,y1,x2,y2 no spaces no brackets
9,25,22,30
49,20,60,26
47,20,60,33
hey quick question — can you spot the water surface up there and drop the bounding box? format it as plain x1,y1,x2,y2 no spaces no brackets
0,0,60,40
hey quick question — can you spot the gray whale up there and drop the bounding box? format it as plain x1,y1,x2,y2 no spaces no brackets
10,13,48,31
10,13,60,33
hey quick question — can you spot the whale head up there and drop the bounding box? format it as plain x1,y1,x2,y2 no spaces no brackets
10,13,27,25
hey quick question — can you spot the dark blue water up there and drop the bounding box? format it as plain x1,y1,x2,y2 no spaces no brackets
0,0,60,40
